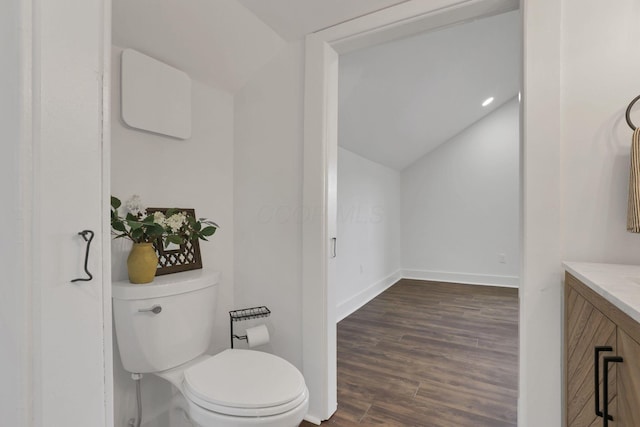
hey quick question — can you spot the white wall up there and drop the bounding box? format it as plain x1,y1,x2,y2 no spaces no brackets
104,1,640,426
401,98,520,287
561,0,640,263
520,1,640,425
111,45,235,426
336,147,402,320
112,0,285,93
0,0,28,425
234,41,306,368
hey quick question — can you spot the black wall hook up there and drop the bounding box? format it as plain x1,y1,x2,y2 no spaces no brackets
71,230,94,283
625,94,640,130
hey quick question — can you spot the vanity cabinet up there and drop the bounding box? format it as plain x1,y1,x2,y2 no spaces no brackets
616,329,640,425
565,273,640,427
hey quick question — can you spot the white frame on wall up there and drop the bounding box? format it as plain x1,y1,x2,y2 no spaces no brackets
302,0,563,425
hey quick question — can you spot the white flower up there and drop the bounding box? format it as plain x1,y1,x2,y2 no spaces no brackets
125,195,145,216
166,212,187,233
153,211,167,226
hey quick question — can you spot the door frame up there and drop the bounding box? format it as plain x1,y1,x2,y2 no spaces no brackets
7,0,113,425
302,0,563,425
101,0,114,425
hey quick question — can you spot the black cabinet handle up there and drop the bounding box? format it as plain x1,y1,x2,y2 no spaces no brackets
595,346,614,420
602,355,623,427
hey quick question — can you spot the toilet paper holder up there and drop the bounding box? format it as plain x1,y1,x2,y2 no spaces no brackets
229,306,271,348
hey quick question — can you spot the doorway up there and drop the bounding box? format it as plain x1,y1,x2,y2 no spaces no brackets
302,0,527,423
335,9,521,320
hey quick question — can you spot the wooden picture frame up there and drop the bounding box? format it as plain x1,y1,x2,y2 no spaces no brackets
146,208,203,275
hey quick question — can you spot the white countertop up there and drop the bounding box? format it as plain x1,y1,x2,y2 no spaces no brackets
563,262,640,325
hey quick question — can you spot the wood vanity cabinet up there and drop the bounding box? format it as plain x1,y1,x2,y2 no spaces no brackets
565,273,640,427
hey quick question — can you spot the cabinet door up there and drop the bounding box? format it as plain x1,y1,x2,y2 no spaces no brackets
617,329,640,426
566,284,617,427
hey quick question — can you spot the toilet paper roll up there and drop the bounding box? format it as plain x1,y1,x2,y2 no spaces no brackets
246,324,270,348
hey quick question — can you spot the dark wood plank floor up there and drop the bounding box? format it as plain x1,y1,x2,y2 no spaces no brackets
301,279,519,427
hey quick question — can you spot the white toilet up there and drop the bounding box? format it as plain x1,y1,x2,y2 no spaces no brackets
112,270,309,427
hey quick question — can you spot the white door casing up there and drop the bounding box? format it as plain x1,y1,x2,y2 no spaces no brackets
27,0,113,425
302,35,339,423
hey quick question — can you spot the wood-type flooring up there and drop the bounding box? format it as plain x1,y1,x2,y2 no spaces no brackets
300,279,518,427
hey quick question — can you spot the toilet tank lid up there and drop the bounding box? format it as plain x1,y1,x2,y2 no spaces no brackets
112,270,220,300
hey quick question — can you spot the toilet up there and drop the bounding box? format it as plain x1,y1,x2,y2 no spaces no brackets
112,270,309,427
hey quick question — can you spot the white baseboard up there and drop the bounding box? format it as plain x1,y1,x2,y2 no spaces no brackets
336,270,402,322
401,269,519,288
303,414,322,425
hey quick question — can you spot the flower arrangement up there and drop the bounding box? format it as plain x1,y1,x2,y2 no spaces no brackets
111,195,218,247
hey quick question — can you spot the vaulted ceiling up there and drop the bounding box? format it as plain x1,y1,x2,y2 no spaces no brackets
338,10,521,171
112,1,520,171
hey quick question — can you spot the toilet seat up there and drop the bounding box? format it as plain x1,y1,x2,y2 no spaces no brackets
183,349,307,417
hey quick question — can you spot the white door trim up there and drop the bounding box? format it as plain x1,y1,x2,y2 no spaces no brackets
9,0,113,425
101,0,114,425
302,0,538,423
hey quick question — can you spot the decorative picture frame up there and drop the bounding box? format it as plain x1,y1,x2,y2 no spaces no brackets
146,207,203,275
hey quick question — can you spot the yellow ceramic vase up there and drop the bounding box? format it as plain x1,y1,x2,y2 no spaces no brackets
127,243,158,284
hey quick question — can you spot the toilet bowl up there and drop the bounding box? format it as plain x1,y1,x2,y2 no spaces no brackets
158,351,309,427
112,270,308,427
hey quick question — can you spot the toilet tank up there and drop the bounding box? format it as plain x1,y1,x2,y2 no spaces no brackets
112,270,220,374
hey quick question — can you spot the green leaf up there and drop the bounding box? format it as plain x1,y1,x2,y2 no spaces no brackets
112,221,126,232
147,224,165,237
165,234,184,247
194,221,202,232
111,196,121,209
142,215,156,224
131,228,144,240
202,220,219,229
201,226,216,237
127,220,143,230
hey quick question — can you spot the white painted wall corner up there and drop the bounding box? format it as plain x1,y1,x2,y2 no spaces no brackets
336,270,403,322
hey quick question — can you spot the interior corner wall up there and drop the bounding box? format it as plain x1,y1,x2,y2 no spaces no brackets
0,0,28,424
401,97,520,287
336,148,402,320
110,45,235,426
233,41,305,369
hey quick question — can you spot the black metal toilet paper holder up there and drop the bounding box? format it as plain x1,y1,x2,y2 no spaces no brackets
229,306,271,348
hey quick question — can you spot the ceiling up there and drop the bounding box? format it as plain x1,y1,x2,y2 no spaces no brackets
112,0,285,92
237,0,408,41
112,0,408,91
338,10,521,171
112,1,520,171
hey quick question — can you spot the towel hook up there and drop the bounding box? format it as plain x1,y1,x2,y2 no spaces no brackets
71,230,94,283
625,94,640,130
